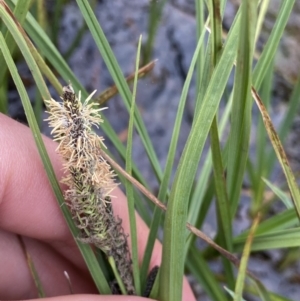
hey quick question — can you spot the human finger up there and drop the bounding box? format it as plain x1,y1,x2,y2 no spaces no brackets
0,114,195,300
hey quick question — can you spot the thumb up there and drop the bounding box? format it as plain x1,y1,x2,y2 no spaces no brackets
27,295,156,301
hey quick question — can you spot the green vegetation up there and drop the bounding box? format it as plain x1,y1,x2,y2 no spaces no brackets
1,0,300,300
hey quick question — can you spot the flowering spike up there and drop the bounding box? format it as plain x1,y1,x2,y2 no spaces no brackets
45,85,135,295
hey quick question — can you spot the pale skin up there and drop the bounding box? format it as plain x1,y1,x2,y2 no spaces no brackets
0,114,196,301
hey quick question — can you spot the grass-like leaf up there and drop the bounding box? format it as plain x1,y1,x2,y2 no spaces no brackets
187,0,239,238
158,5,240,301
234,214,260,301
262,178,293,209
266,68,300,171
143,0,167,63
252,88,300,219
0,0,31,75
18,235,45,297
236,208,298,241
208,0,234,287
187,246,225,301
125,35,142,295
251,59,274,213
253,1,295,89
140,13,208,291
224,287,248,301
226,0,257,217
249,274,273,301
234,228,300,251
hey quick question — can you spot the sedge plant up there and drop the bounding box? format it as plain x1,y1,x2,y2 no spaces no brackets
1,0,300,300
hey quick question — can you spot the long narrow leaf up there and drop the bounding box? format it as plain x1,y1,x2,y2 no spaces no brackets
253,1,295,89
0,0,31,87
159,7,240,301
252,88,300,219
141,15,208,289
267,69,300,171
262,178,293,209
227,0,257,216
234,228,300,251
236,208,298,240
187,0,239,238
234,214,260,301
251,59,274,212
125,36,142,295
187,246,225,301
208,0,234,287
